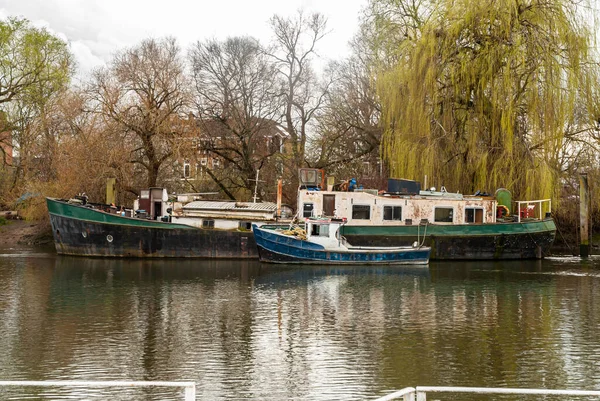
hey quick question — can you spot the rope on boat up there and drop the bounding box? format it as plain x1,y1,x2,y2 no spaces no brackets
553,220,576,256
519,221,552,257
282,226,307,240
417,220,428,248
280,211,307,239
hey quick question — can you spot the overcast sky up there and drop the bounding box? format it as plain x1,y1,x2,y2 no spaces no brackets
0,0,368,81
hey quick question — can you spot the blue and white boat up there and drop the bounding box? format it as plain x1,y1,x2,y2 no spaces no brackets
252,217,431,265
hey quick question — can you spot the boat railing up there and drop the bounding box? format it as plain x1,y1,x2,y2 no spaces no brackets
0,380,196,400
373,386,600,401
514,199,552,223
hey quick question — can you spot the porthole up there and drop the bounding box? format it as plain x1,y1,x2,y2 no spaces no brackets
106,234,113,243
82,231,88,238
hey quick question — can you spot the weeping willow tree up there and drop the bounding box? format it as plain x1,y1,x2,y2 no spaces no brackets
375,0,598,200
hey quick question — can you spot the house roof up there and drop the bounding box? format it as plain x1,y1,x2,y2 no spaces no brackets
183,200,277,213
196,117,286,139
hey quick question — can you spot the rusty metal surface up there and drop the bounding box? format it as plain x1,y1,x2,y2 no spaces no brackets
49,214,259,258
345,230,556,260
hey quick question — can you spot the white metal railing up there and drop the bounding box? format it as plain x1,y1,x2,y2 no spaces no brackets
374,386,600,401
0,380,196,400
515,199,552,223
373,387,416,401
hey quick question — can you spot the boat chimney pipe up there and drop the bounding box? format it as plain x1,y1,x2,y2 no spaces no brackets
106,178,116,205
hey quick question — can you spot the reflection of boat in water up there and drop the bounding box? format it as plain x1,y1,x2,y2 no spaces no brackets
297,168,556,260
253,217,431,265
254,264,431,283
52,256,266,281
50,256,431,287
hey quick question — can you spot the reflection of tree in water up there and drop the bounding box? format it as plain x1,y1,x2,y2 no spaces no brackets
2,255,600,399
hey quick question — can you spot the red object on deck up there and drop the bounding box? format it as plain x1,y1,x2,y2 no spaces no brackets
520,205,535,218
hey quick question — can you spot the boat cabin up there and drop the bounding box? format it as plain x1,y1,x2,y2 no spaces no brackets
171,200,278,230
303,217,347,248
132,187,279,230
297,169,551,226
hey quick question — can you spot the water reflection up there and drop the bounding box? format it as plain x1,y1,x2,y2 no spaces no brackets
0,254,599,400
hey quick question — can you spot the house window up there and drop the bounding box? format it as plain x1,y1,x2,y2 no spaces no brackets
183,160,190,178
434,207,453,223
363,161,371,175
202,219,215,229
212,158,220,168
268,135,282,154
303,203,314,218
352,205,371,220
200,157,208,166
383,206,402,221
465,208,484,223
198,139,209,154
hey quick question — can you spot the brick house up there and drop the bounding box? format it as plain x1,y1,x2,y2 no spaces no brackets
177,116,288,201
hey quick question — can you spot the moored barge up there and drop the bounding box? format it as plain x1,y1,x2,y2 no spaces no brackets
296,169,556,260
47,188,279,258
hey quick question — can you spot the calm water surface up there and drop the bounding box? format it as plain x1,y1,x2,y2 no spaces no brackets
0,248,600,400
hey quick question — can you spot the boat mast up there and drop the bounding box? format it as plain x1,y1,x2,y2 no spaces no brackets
250,169,262,203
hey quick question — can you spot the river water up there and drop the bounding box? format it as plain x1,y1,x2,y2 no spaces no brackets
0,248,599,400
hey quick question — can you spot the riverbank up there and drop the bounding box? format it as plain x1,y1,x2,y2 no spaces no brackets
0,218,53,247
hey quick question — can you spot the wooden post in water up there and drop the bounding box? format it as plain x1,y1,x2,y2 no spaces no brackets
579,173,590,258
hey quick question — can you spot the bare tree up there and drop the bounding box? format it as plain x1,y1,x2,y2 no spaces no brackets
45,89,135,203
312,55,383,184
267,11,329,182
189,36,284,201
87,37,191,189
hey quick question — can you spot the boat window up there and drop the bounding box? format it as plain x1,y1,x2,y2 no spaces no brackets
303,203,314,218
311,224,330,237
352,205,371,220
434,207,453,223
383,206,402,221
465,208,484,223
238,221,252,231
202,219,215,229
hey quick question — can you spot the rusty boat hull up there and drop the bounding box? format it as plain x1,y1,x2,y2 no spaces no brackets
47,197,257,258
341,219,556,260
